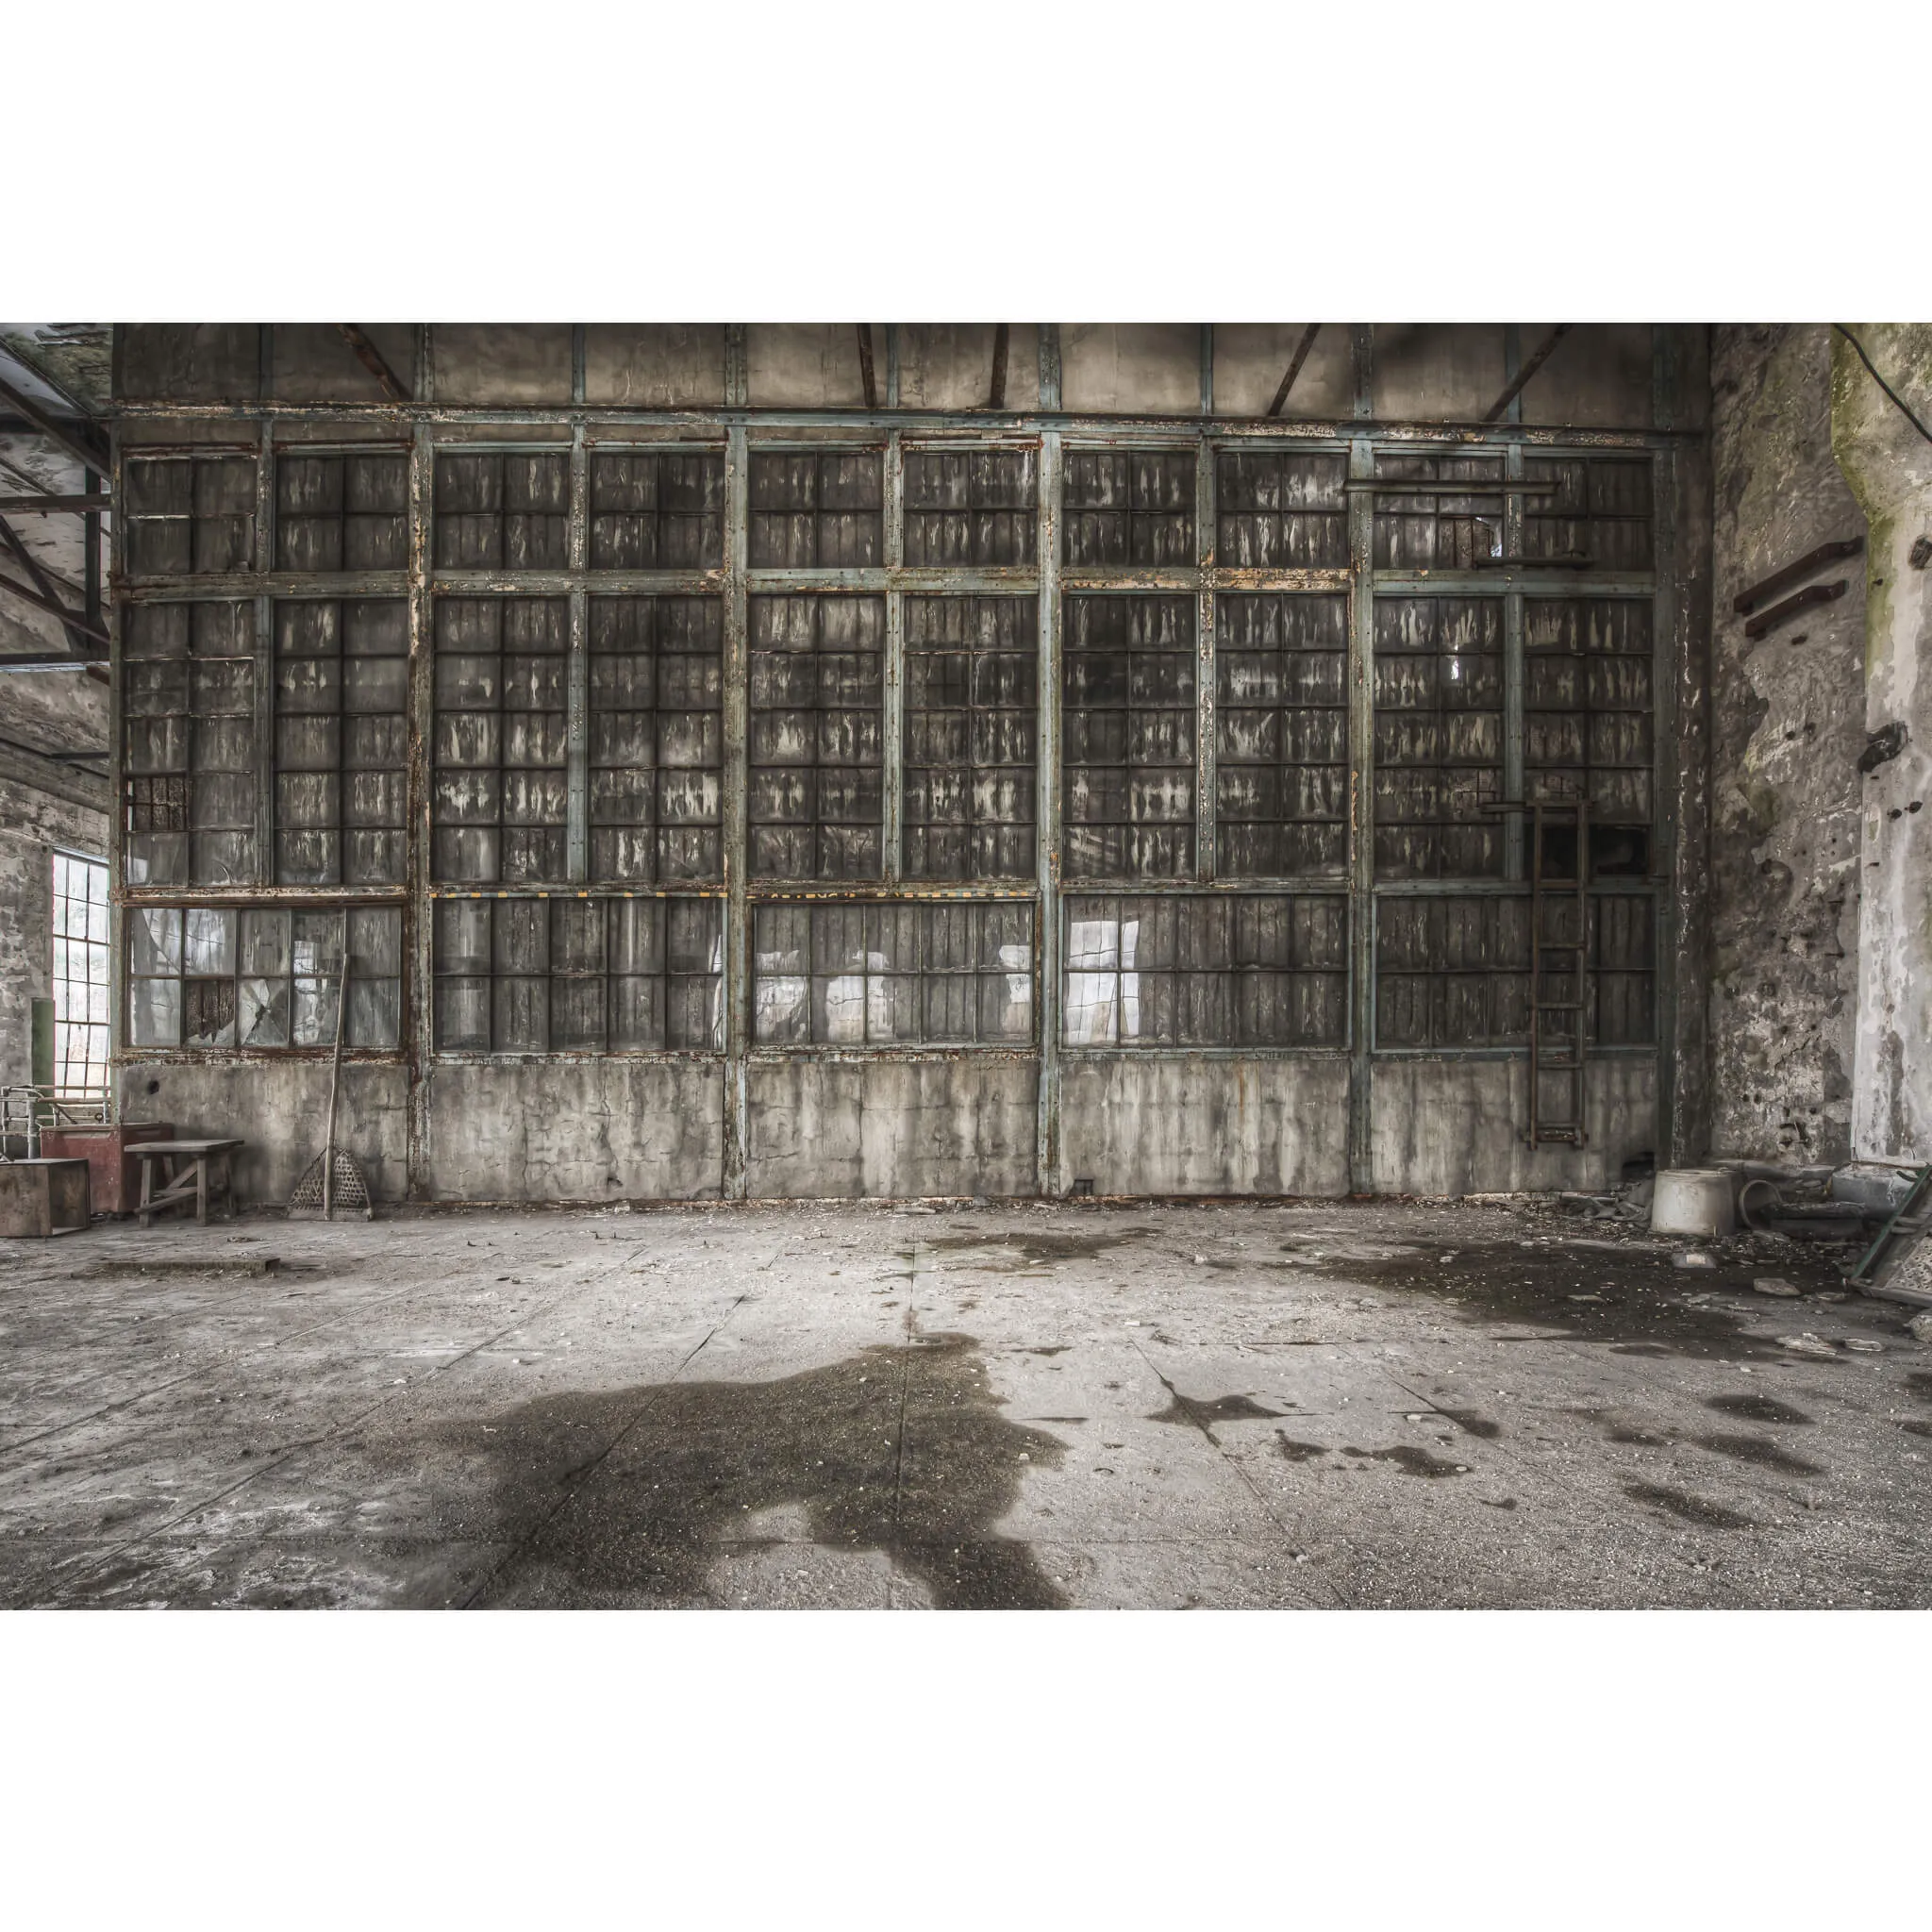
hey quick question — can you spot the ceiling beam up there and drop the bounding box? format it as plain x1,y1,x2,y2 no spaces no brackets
0,493,110,515
0,373,108,475
334,325,411,404
0,513,94,656
1483,325,1574,424
856,325,878,410
0,562,110,650
1266,324,1324,417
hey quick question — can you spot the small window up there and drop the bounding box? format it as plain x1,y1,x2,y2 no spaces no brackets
51,853,109,1095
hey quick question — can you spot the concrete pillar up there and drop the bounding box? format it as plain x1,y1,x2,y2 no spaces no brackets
1832,325,1932,1160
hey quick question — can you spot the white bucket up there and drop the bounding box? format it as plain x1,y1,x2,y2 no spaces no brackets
1651,1167,1737,1239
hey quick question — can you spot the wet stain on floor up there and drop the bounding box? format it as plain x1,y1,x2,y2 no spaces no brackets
1907,1374,1932,1405
1624,1483,1754,1529
1706,1393,1814,1426
1692,1433,1825,1476
1433,1407,1502,1441
1345,1445,1468,1479
1332,1240,1845,1361
923,1227,1155,1270
447,1334,1069,1609
1148,1391,1286,1431
1275,1436,1328,1463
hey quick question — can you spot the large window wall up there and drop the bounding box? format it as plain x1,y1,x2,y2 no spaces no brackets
113,336,1675,1191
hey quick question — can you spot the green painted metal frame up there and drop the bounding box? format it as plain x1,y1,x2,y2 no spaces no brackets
110,324,1687,1200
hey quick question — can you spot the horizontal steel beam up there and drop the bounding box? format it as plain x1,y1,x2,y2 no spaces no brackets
0,493,111,514
112,399,1698,447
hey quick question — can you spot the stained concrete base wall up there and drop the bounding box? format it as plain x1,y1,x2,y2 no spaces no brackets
1059,1058,1352,1198
116,1052,1654,1206
420,1062,725,1204
1370,1058,1656,1197
118,1060,410,1207
745,1060,1037,1200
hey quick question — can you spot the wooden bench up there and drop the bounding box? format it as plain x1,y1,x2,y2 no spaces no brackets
131,1140,245,1229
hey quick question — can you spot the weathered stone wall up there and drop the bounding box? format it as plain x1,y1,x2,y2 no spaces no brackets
1707,325,1866,1163
1833,324,1932,1161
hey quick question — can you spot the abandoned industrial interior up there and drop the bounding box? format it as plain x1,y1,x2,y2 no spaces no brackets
2,317,1930,1611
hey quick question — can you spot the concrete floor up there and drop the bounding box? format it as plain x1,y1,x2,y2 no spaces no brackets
3,1197,1929,1609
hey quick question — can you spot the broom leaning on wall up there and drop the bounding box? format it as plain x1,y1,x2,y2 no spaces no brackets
288,911,374,1221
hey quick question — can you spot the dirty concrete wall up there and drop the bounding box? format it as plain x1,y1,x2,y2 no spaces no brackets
1706,325,1866,1163
116,1060,408,1207
420,1062,724,1204
746,1061,1037,1200
1832,324,1932,1162
1370,1058,1656,1196
1060,1059,1352,1197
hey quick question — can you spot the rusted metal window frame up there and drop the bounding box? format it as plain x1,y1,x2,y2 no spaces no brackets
110,325,1686,1197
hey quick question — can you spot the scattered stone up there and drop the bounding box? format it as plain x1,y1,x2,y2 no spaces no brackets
1843,1338,1886,1354
1908,1309,1932,1342
1674,1252,1717,1270
1568,1293,1607,1303
1752,1277,1801,1298
1777,1334,1838,1358
1192,1253,1208,1264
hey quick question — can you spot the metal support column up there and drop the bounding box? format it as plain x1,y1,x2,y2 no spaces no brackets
1038,326,1062,411
1346,433,1376,1192
724,326,748,409
1351,325,1375,421
252,418,275,891
405,423,436,1196
565,421,589,884
882,428,905,882
1195,428,1217,883
1503,441,1526,881
722,425,751,1199
1035,428,1063,1198
1651,323,1688,1165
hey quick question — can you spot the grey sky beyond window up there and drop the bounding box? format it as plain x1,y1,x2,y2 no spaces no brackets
51,853,108,1095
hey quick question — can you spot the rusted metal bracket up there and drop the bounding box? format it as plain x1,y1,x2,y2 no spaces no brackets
1482,325,1573,424
857,325,878,410
0,372,109,475
1266,323,1323,417
989,324,1009,410
1743,579,1846,640
334,325,411,404
1731,536,1863,614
